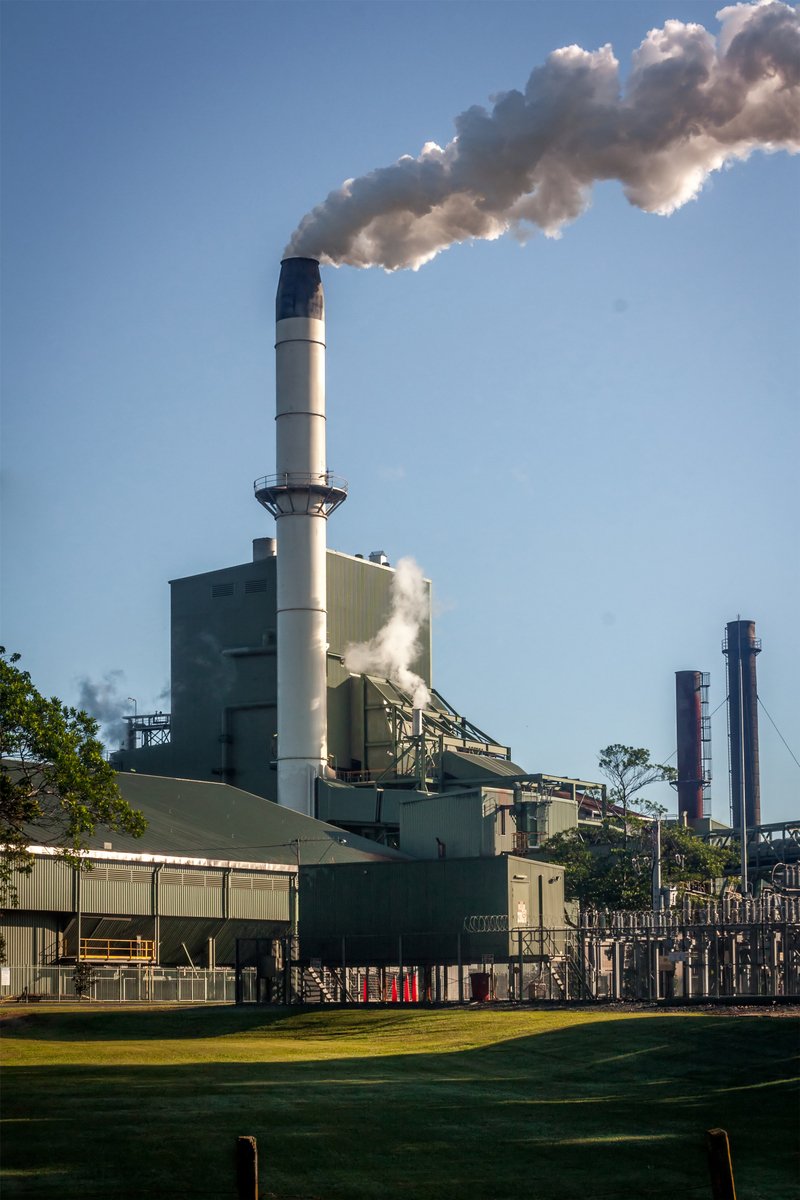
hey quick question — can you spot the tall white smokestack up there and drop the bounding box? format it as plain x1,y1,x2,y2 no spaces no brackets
255,258,346,815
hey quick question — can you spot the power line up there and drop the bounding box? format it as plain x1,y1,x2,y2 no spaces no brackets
758,695,800,773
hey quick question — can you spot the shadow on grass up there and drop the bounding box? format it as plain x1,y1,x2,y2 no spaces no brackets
2,1014,797,1200
0,1003,305,1041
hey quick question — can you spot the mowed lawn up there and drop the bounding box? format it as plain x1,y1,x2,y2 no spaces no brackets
1,1005,797,1200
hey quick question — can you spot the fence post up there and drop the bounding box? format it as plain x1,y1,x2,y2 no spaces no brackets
236,1135,258,1200
457,933,464,1003
706,1128,736,1200
341,936,347,1004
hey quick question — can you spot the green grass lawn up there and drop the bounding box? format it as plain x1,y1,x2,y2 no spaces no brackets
1,1004,797,1199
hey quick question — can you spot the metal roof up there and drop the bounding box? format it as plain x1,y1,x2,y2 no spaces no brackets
24,769,406,868
441,751,528,782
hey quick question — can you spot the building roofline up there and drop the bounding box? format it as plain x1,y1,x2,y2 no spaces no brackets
26,844,296,875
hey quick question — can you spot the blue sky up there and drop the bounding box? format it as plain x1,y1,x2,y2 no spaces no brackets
2,1,798,822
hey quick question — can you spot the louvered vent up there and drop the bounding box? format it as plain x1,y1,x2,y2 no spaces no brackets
245,578,267,594
231,874,289,892
181,872,207,888
212,583,234,598
98,867,147,883
160,871,223,888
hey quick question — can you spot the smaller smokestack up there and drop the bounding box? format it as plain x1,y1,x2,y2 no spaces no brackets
253,537,277,561
723,619,762,830
675,671,706,822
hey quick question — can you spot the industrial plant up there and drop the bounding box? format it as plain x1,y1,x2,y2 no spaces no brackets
4,260,798,1005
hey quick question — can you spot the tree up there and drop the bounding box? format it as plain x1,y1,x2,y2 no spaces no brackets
0,648,146,911
72,961,100,1000
543,817,733,911
598,744,677,822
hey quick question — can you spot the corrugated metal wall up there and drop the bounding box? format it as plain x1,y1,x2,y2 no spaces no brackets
13,856,72,911
300,857,513,963
228,874,290,921
159,869,225,919
327,553,431,682
5,855,291,965
0,911,63,965
401,791,484,858
82,863,152,916
299,856,566,965
400,789,517,859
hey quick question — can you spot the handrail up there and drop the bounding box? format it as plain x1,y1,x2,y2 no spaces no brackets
79,938,156,962
253,472,348,493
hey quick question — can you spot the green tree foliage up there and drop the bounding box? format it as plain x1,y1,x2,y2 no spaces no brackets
543,817,734,911
0,648,146,908
72,961,100,999
598,743,677,821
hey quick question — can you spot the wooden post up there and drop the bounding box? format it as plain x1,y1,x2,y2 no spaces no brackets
236,1135,258,1200
457,933,464,1004
706,1128,737,1200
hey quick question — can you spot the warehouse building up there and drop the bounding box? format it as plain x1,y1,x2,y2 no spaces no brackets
0,770,405,999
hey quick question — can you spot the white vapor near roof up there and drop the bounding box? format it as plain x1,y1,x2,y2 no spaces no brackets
344,557,431,710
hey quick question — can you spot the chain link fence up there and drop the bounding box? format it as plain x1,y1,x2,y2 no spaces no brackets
2,964,235,1003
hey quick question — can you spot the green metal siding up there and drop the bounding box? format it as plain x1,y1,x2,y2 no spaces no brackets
299,856,565,965
301,857,512,964
10,854,294,927
0,912,63,966
13,857,73,911
327,552,431,683
159,869,225,919
228,874,290,921
400,791,485,857
400,789,518,859
505,858,567,956
81,863,153,916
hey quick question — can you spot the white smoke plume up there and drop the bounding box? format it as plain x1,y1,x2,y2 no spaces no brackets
286,2,800,270
76,670,130,750
344,557,431,709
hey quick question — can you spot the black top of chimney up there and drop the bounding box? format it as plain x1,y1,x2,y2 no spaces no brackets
276,257,324,321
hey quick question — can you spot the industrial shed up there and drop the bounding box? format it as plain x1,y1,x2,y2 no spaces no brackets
1,770,404,993
298,855,566,966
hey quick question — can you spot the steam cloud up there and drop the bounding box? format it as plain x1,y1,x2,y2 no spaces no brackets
77,670,130,749
286,2,800,270
344,557,431,709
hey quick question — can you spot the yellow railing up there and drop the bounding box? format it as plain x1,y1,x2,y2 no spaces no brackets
79,938,155,962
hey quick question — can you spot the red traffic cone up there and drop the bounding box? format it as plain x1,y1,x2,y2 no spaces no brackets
411,973,418,1002
403,974,410,1002
362,973,368,1003
391,975,398,1002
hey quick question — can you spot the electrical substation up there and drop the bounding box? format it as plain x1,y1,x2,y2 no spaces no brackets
4,259,798,1005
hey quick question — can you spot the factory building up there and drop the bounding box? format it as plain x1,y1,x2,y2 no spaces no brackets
112,543,431,804
10,257,789,1004
1,770,406,998
1,259,611,998
110,539,600,848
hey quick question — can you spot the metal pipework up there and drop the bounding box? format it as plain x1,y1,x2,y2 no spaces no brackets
255,258,346,815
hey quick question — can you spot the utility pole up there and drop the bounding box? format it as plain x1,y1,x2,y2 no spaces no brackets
651,819,662,912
